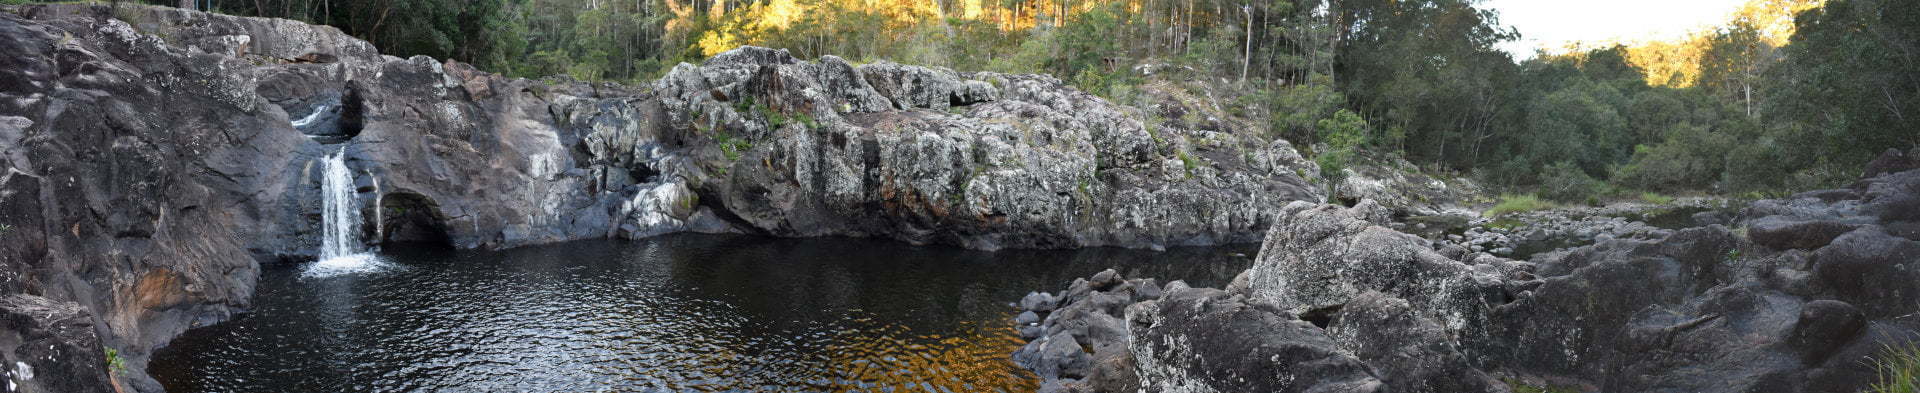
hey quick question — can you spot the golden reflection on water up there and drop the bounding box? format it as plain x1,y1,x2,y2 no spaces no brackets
821,321,1037,393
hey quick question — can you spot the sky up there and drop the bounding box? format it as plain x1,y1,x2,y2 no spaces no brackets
1480,0,1751,58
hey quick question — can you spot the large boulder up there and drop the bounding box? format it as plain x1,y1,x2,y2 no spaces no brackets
1126,286,1383,393
1862,147,1918,179
0,295,115,393
1328,292,1506,393
1747,216,1865,250
1811,226,1920,319
1246,202,1506,338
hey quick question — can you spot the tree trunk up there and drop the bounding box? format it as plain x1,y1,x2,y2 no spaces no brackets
1242,5,1252,82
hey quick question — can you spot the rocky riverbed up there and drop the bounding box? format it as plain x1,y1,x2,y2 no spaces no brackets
1013,152,1920,392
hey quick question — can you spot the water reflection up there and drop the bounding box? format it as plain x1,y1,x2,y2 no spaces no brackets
151,234,1253,392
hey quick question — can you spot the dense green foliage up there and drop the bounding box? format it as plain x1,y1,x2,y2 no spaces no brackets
23,0,1916,200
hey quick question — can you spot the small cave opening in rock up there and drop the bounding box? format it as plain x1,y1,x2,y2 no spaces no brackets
629,163,661,184
377,192,453,249
1300,305,1342,329
289,88,366,144
1334,195,1360,208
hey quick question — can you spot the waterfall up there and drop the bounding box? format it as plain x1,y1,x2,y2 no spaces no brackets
319,147,363,259
308,147,388,277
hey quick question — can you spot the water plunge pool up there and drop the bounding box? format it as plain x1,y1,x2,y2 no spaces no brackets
150,234,1252,392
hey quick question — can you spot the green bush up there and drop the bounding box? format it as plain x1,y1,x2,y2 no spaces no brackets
105,347,126,375
1072,67,1110,97
1539,161,1606,203
1317,109,1370,152
1486,194,1555,217
1613,124,1732,192
1258,74,1345,143
1312,109,1370,199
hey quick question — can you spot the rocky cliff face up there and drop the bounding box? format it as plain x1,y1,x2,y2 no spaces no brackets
1015,163,1920,392
0,4,1322,391
653,48,1319,249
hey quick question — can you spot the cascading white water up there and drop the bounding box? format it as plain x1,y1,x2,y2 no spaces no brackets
319,147,363,259
307,147,388,277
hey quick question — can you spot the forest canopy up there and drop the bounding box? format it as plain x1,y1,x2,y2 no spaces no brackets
41,0,1920,200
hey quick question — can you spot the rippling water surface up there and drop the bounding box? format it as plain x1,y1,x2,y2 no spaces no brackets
151,234,1253,392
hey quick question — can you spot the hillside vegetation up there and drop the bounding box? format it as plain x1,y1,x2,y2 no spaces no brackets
37,0,1920,201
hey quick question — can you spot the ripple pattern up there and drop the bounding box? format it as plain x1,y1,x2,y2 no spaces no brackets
150,235,1253,393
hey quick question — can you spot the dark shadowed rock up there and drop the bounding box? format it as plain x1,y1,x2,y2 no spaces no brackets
1087,269,1122,291
1788,300,1867,363
1020,291,1058,312
1013,330,1092,380
1011,269,1154,391
1859,170,1920,223
0,295,114,393
1127,286,1383,393
1863,148,1917,178
1329,292,1506,393
1812,227,1920,319
1747,216,1865,250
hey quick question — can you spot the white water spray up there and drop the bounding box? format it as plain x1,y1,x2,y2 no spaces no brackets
307,147,388,278
320,147,363,259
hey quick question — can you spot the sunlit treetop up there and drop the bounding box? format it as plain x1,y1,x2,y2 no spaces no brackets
1543,0,1824,87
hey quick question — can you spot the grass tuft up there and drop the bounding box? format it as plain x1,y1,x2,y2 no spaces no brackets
1640,192,1675,205
1485,194,1555,218
1177,149,1199,178
1872,342,1920,393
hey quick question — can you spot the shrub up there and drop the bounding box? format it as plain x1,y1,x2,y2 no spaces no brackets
105,347,126,375
1312,110,1369,200
1486,194,1555,217
1614,121,1741,192
1072,67,1110,97
1539,161,1605,203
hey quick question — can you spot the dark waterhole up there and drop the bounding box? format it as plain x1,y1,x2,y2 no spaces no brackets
150,234,1252,392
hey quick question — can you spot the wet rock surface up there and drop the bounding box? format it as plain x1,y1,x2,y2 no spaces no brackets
1015,165,1920,392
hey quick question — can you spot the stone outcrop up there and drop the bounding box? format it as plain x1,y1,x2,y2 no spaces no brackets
0,295,114,393
0,4,1323,392
1011,269,1164,392
1128,286,1384,393
653,46,1319,249
1017,163,1920,392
